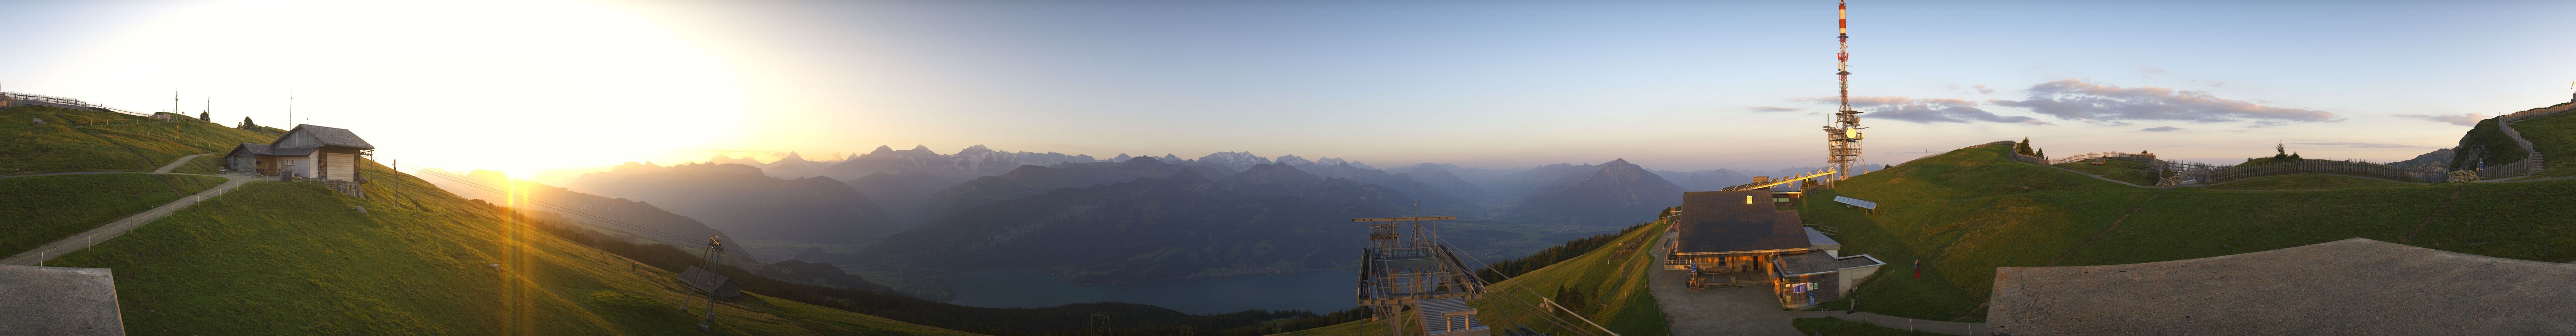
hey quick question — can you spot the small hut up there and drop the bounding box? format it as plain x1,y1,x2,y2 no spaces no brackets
225,124,373,195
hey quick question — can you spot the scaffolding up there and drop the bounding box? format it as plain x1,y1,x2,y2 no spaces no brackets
1355,216,1488,336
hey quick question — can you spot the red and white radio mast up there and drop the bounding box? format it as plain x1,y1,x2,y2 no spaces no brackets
1823,0,1867,186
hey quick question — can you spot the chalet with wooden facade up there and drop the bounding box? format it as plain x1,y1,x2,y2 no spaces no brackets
225,125,373,196
1666,190,1882,308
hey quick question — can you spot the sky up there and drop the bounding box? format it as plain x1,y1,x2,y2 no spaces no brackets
3,0,2572,178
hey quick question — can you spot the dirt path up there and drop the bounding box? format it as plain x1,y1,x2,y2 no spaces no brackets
0,153,212,179
153,153,209,173
1,153,254,266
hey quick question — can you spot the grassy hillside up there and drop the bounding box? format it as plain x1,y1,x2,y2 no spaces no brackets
0,105,276,175
2048,159,2155,185
2511,111,2576,177
49,161,977,335
0,173,226,254
2450,117,2528,170
1802,144,2576,322
2201,173,2410,190
1281,220,1671,336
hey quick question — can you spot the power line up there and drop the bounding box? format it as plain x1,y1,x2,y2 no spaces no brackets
1438,231,1625,336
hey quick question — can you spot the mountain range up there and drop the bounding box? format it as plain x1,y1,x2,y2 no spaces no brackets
854,168,1397,284
568,162,902,243
576,145,1843,284
415,168,738,248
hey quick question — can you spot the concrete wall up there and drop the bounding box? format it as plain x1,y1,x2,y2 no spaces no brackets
0,265,125,336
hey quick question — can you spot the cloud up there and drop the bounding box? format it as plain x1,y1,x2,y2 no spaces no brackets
2396,113,2486,126
1747,106,1799,113
2141,126,2184,132
1799,96,2050,125
2293,142,2429,149
1988,79,2337,124
1973,85,1995,94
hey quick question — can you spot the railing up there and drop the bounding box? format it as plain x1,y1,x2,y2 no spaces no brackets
1,92,150,116
2046,152,2158,165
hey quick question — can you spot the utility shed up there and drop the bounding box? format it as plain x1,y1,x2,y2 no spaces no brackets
0,265,124,336
1990,238,2576,335
678,266,742,300
1772,251,1882,305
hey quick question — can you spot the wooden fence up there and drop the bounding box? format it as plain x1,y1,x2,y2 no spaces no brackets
2189,160,2446,183
2000,142,2452,184
2474,158,2537,180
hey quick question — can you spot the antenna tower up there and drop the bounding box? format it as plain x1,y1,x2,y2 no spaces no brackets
1822,0,1866,186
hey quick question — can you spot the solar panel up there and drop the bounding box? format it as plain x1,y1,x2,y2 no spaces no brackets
1834,196,1878,210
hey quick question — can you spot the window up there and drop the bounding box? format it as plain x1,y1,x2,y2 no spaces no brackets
1745,196,1754,204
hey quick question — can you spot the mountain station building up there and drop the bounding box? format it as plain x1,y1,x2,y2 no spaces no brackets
1667,190,1883,308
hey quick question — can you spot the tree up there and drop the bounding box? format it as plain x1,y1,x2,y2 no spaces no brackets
239,116,256,129
1552,284,1592,315
2036,148,2046,158
2017,137,2036,156
198,111,209,121
2274,142,2289,159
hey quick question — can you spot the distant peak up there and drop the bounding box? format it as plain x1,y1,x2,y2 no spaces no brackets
1604,158,1633,166
909,145,933,152
957,144,994,156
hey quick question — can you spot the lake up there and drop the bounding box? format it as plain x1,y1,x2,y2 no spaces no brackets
943,269,1361,315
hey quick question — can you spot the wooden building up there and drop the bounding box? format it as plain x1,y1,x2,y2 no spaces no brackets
225,124,373,196
1667,190,1882,308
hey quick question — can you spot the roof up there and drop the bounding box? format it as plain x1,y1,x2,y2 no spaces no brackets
228,143,316,157
677,266,742,299
0,265,124,336
1777,251,1883,276
1804,227,1840,251
275,124,374,150
1989,238,2576,335
228,143,274,156
1674,190,1811,255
